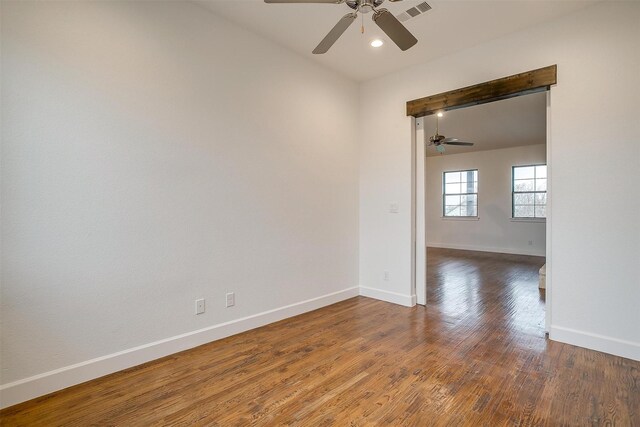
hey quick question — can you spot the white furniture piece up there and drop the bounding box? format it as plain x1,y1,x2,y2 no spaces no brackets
539,264,546,289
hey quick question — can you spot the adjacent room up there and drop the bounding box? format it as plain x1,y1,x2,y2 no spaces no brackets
1,0,639,424
421,93,548,338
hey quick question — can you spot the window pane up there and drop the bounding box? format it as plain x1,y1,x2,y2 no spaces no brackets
458,181,477,193
467,205,477,216
514,193,534,205
536,178,547,191
445,172,461,183
445,195,461,206
461,194,477,206
514,179,534,191
514,205,534,218
461,170,475,184
535,193,547,205
535,205,547,218
514,166,535,180
445,206,461,216
460,181,475,193
445,183,461,194
535,165,547,179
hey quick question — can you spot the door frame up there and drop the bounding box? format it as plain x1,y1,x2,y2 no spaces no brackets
408,65,556,332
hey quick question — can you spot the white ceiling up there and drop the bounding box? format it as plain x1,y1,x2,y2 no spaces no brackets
198,0,597,81
421,91,546,157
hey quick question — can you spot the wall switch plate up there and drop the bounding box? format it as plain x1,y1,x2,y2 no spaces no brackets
389,202,399,213
383,270,390,281
195,298,205,315
226,292,235,308
528,240,533,246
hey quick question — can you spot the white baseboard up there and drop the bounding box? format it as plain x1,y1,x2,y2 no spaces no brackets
359,287,416,307
427,242,545,257
0,287,359,409
550,325,640,361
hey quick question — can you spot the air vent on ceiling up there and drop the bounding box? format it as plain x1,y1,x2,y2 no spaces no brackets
396,1,432,23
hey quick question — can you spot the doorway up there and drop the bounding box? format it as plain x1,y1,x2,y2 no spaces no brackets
409,66,555,333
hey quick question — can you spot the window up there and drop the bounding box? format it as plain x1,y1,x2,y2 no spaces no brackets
512,165,547,218
443,170,478,217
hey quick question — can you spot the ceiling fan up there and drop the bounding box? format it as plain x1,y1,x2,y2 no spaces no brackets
264,0,418,54
428,114,474,153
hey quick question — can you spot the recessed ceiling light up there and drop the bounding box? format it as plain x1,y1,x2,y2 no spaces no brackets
437,112,444,117
370,39,384,48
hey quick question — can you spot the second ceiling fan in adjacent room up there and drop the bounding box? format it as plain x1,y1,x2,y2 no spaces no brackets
428,113,475,154
264,0,418,54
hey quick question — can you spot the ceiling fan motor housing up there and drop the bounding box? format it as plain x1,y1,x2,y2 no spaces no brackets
430,134,445,145
347,0,385,13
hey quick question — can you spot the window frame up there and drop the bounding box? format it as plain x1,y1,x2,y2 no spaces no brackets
511,164,547,219
442,169,479,218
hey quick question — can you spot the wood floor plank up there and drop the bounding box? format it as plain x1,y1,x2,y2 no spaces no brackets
2,248,638,425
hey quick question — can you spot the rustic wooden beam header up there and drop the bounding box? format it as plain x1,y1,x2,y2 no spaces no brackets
406,65,557,118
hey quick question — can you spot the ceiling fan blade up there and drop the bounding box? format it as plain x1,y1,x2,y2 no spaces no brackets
265,0,342,3
372,9,417,51
444,141,474,146
313,13,357,54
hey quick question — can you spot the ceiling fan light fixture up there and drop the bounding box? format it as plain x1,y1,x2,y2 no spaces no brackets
370,39,384,47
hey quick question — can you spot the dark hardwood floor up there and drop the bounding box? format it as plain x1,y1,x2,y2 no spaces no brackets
2,248,638,425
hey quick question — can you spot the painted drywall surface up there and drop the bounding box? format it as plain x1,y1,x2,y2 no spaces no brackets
359,2,640,354
1,0,359,385
426,145,547,257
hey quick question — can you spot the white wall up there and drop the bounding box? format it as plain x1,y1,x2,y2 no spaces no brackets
359,2,640,359
1,0,359,406
426,144,546,257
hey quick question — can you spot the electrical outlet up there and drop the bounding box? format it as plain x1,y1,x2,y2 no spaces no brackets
226,292,235,308
528,240,533,246
195,298,205,315
383,270,390,281
389,202,399,214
